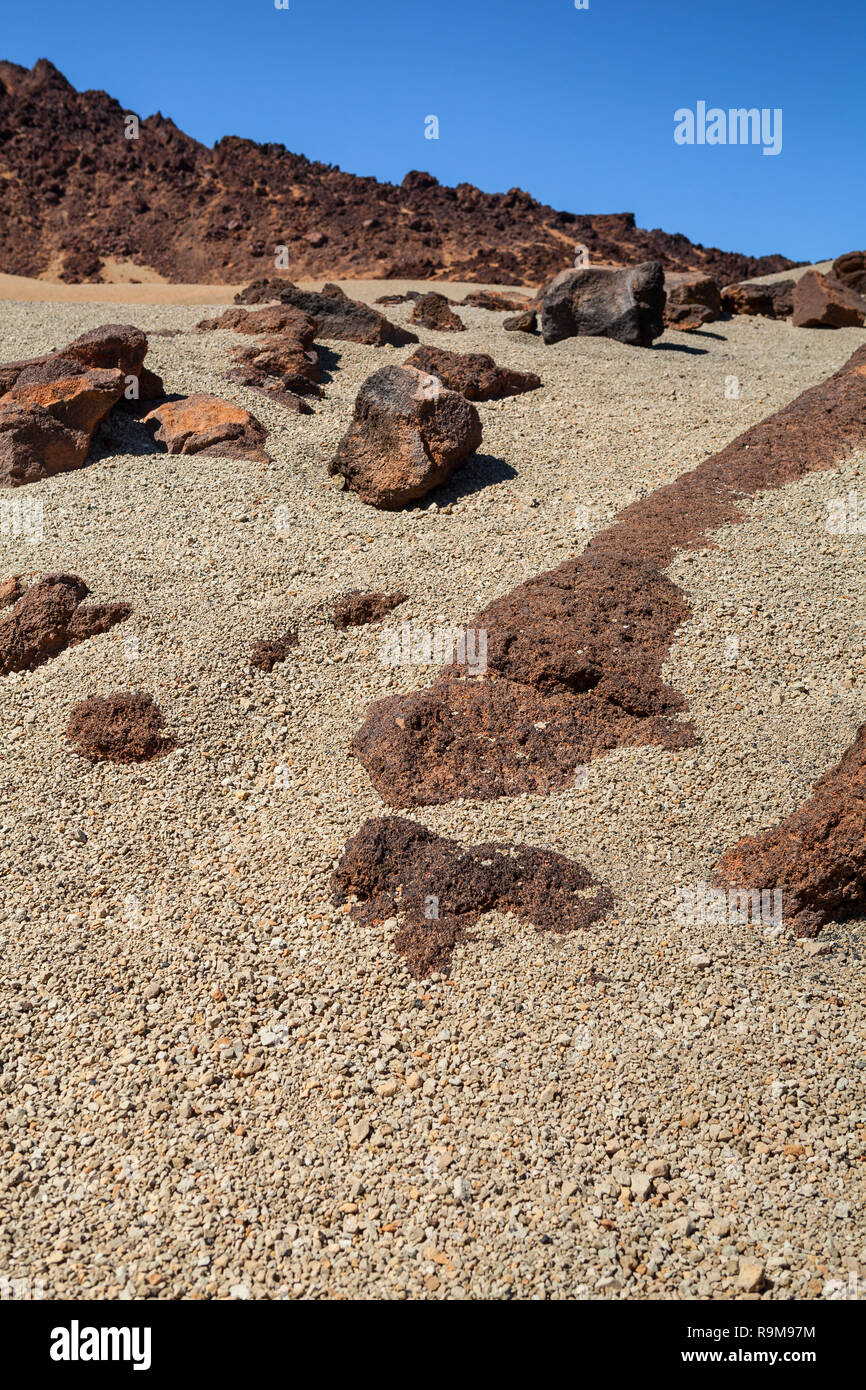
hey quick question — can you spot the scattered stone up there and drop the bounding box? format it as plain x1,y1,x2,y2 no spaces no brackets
349,1118,371,1147
143,393,270,462
664,272,723,330
403,346,541,401
792,270,866,329
332,591,407,630
249,628,299,672
0,574,130,676
0,574,22,609
503,309,538,334
630,1173,653,1201
328,365,482,509
457,291,532,311
832,250,866,296
737,1259,765,1292
409,293,467,332
540,262,665,347
721,279,795,319
235,280,418,347
65,691,176,764
331,815,612,976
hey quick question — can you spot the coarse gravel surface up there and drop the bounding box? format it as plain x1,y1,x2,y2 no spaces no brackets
1,290,864,1301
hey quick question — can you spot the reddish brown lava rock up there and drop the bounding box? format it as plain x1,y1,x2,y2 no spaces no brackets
0,573,130,676
663,272,723,330
65,691,176,764
227,336,321,405
350,345,866,806
832,250,866,297
143,393,270,462
328,364,482,509
792,270,866,328
713,723,866,937
721,279,795,319
409,293,466,332
332,591,408,630
403,345,541,401
235,281,418,347
503,309,539,334
458,291,533,311
331,816,613,976
0,574,23,609
249,628,299,672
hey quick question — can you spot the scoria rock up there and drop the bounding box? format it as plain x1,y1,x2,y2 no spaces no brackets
66,691,176,764
792,270,866,328
143,393,270,462
403,345,541,401
234,280,417,347
409,293,467,332
540,262,665,347
328,365,482,509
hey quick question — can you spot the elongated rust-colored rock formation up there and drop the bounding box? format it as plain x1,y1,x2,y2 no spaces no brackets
352,345,866,807
331,816,612,976
713,723,866,938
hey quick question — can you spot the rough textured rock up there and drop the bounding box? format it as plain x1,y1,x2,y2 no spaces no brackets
249,628,299,672
0,574,22,609
234,281,417,347
65,691,176,764
792,270,866,329
540,262,665,346
832,250,866,296
663,272,722,329
332,591,407,630
458,291,533,311
721,279,795,319
227,336,321,403
328,365,482,509
403,346,541,401
0,574,130,676
198,305,318,342
409,293,466,332
350,344,866,805
714,724,866,937
503,309,538,334
331,816,613,976
143,393,270,461
0,62,795,286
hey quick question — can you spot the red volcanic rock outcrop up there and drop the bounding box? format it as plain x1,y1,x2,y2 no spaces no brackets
143,393,270,461
721,279,795,319
328,365,482,509
332,591,407,630
403,346,541,400
0,61,796,287
198,304,321,407
540,263,666,346
792,270,866,328
409,293,466,332
331,815,613,976
0,323,165,485
713,724,866,937
66,691,176,763
235,281,418,347
350,345,866,806
832,250,866,296
0,573,130,676
249,628,299,672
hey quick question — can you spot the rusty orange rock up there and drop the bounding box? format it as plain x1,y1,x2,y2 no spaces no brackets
143,393,270,462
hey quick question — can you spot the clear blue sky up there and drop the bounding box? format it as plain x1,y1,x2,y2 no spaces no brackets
4,0,863,262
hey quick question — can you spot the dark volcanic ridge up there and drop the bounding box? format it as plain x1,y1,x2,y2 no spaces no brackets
0,59,796,287
331,816,613,977
352,345,866,807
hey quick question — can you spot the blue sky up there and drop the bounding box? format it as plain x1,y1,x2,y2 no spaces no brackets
3,0,863,262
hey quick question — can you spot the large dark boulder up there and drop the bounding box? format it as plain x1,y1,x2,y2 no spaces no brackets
540,262,665,346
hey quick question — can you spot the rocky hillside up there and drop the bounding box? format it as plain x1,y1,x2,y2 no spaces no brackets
0,59,797,287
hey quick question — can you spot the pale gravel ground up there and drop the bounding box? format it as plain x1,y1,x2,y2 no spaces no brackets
0,293,864,1302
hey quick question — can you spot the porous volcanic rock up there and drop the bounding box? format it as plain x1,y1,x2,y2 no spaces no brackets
143,393,270,461
832,250,866,296
663,272,723,329
234,281,418,347
332,591,408,630
198,305,318,342
0,573,130,676
721,279,795,319
249,628,299,672
328,365,482,509
792,270,866,329
403,345,541,401
540,262,665,346
458,291,533,311
503,309,538,334
0,574,22,609
65,691,176,764
331,816,613,976
227,336,321,404
713,723,866,937
409,293,466,332
350,345,866,806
